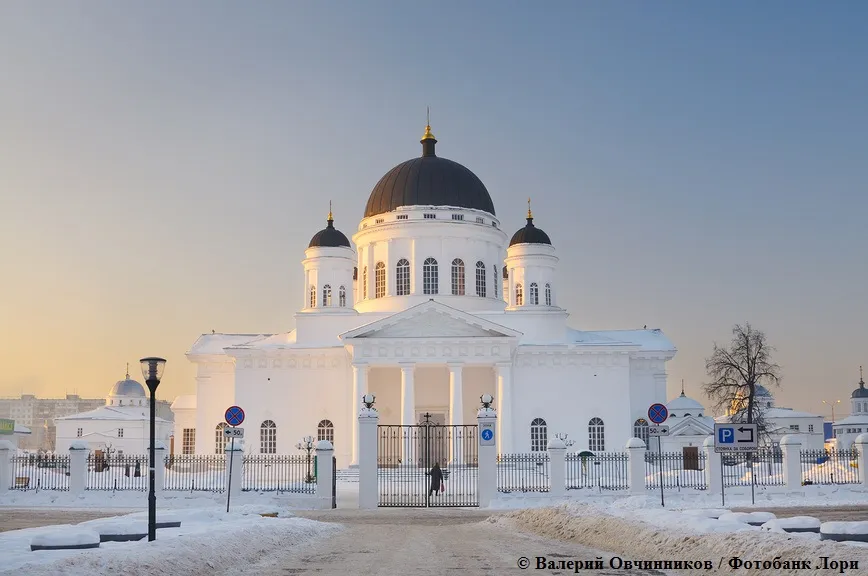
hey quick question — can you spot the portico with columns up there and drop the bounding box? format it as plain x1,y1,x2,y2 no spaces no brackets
341,299,520,466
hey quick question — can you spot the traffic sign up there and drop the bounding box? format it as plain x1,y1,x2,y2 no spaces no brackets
648,425,669,436
223,427,244,438
479,423,495,446
648,403,669,424
225,406,245,427
714,423,758,452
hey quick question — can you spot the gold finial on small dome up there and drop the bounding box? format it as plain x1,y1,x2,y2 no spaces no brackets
422,106,436,141
527,197,533,219
327,200,333,222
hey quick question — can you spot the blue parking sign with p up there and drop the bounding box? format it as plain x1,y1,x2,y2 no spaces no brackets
718,427,734,444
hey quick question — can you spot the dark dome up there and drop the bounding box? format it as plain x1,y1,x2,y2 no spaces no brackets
309,216,350,248
852,375,868,399
509,216,552,247
364,128,495,218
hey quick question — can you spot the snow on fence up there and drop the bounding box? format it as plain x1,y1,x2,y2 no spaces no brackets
497,453,550,493
241,454,316,494
721,450,785,487
85,453,148,491
644,451,707,490
801,449,860,485
565,452,628,491
9,454,71,491
164,454,226,492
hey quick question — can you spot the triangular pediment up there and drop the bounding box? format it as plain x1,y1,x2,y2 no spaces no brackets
668,417,714,437
340,300,521,340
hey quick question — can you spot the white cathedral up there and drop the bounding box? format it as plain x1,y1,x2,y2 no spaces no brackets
172,123,677,468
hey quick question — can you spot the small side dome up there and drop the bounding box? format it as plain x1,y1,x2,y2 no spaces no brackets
667,391,704,413
308,210,351,249
509,200,552,247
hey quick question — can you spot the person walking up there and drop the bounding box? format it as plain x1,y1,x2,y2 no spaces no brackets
428,461,443,496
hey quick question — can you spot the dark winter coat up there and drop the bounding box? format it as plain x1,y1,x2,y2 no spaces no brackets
428,463,443,492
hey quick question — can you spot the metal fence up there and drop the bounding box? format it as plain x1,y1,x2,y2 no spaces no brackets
164,454,225,492
10,454,71,491
566,452,629,490
801,449,860,485
645,451,707,490
86,453,148,491
241,455,316,494
721,451,785,487
497,453,550,493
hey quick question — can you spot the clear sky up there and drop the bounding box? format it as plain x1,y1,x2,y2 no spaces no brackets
1,1,865,417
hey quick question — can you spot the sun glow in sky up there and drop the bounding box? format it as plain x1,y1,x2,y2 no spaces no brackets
0,1,866,415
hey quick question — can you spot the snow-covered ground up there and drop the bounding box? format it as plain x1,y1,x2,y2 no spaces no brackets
0,505,341,576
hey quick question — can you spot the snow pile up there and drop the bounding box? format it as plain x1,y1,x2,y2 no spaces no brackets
680,508,730,519
718,511,776,525
504,504,868,576
820,521,868,542
0,507,340,575
0,489,322,510
30,529,100,550
761,517,820,533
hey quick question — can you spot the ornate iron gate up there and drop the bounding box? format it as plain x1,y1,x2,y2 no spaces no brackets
377,417,478,507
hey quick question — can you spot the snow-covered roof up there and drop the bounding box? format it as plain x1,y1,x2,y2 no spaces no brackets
667,392,705,412
763,407,822,419
188,333,273,356
566,328,676,352
55,405,170,423
668,415,715,436
832,414,868,426
225,331,305,350
170,395,196,411
14,423,31,435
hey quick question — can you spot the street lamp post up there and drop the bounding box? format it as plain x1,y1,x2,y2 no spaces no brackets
297,436,315,483
822,399,841,423
140,357,166,543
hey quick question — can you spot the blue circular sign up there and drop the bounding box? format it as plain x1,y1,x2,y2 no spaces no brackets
481,428,494,441
648,403,668,424
225,406,245,427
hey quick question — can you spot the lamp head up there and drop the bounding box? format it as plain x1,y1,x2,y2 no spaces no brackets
362,393,376,409
139,357,166,388
480,393,494,408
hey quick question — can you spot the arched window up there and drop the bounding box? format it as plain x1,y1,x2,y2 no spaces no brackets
589,417,605,452
493,264,498,298
339,286,346,306
475,261,486,297
396,259,410,296
633,418,649,446
322,284,332,307
530,418,548,452
529,282,539,305
317,419,334,444
260,420,277,454
362,267,367,299
515,283,523,306
215,423,227,454
375,262,386,298
309,285,316,308
451,258,465,295
545,283,552,306
423,258,438,294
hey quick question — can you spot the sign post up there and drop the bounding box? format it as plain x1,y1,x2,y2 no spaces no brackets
647,403,669,507
714,423,758,508
224,405,245,513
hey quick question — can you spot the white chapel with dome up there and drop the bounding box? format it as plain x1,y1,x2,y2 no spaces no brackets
173,122,678,468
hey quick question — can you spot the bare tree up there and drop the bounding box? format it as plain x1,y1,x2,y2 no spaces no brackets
704,323,782,431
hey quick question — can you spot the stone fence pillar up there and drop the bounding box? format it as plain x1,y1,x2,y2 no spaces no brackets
477,406,497,508
358,406,379,510
547,438,566,498
316,440,335,509
703,436,721,496
855,434,868,488
0,440,13,494
68,440,89,496
626,438,646,496
780,434,802,490
154,440,166,495
225,439,244,498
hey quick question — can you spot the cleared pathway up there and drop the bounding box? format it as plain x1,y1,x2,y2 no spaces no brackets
237,509,669,576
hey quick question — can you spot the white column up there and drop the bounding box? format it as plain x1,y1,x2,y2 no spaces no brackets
400,363,415,466
495,363,513,454
0,440,12,494
448,363,464,465
478,407,497,508
351,363,368,467
358,408,380,509
410,238,419,294
154,441,166,495
856,434,868,488
225,440,243,499
703,436,721,496
781,434,802,490
68,441,89,496
547,437,566,498
316,440,335,509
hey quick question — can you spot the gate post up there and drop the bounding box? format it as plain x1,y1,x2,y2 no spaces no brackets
225,440,243,498
68,440,89,496
358,402,379,510
154,440,166,495
855,434,868,487
477,403,497,508
626,438,647,496
703,436,721,496
780,435,802,489
547,437,566,497
0,440,13,494
316,440,334,509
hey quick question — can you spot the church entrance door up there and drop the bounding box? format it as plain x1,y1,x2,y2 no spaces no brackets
376,416,479,508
